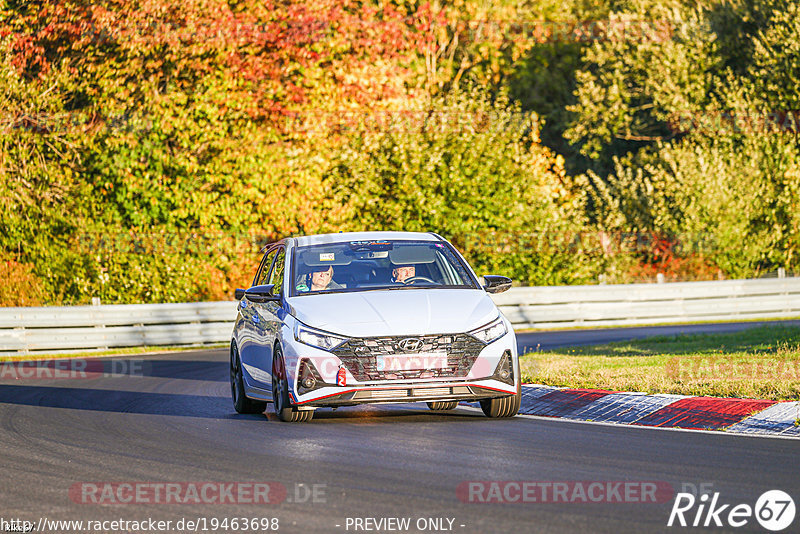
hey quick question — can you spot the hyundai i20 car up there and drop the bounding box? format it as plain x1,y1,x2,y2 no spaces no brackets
230,231,519,422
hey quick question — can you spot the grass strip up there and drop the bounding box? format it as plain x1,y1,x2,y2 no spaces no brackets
519,325,800,400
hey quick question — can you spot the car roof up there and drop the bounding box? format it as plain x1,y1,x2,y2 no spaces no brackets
292,231,441,247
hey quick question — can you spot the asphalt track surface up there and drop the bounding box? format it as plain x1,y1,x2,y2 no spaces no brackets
1,322,799,534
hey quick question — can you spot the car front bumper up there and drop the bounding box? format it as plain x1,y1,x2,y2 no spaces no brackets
291,380,516,407
282,326,519,408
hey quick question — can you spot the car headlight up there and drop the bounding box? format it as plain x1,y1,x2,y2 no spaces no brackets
469,317,507,344
294,322,348,351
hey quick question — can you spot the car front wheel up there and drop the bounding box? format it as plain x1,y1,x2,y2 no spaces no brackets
479,394,520,418
480,379,521,418
272,346,313,423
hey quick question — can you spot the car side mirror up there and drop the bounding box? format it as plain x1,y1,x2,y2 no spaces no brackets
482,275,512,294
234,288,246,300
243,284,280,303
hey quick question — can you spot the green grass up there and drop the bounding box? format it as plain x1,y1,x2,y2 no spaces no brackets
0,343,227,362
514,316,800,332
519,325,800,400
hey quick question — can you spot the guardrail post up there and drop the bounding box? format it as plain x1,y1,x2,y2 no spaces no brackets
15,326,28,355
93,308,109,350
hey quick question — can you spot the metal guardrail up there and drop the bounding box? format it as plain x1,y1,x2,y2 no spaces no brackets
0,302,237,355
1,278,799,354
492,277,800,329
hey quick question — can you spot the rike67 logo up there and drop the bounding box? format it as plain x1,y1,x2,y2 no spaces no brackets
668,490,795,531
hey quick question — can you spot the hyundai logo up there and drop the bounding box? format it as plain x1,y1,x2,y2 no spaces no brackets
397,338,423,352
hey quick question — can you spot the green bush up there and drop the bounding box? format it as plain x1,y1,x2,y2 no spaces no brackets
589,134,800,277
326,87,607,285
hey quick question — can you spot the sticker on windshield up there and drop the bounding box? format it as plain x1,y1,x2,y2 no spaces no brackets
319,253,335,261
349,241,393,252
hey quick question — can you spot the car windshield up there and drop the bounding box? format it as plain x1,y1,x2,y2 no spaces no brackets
291,240,479,295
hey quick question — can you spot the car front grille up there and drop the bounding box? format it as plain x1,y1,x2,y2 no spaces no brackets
331,334,484,381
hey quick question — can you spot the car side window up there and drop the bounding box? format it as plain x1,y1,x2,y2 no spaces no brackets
269,248,286,297
255,248,277,286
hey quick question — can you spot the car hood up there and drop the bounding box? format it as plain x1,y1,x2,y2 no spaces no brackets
287,288,500,337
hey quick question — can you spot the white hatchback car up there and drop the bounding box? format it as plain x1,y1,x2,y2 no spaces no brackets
231,231,519,422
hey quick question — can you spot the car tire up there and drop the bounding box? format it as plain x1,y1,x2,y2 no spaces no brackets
427,401,458,411
231,344,267,414
272,346,314,423
480,378,521,418
479,393,520,418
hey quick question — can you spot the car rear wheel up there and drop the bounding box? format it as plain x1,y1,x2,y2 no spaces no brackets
272,347,313,423
231,345,267,414
427,401,459,411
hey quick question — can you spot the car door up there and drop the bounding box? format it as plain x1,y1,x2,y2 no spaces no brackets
259,246,288,390
238,247,277,390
